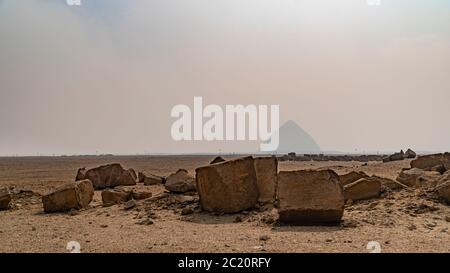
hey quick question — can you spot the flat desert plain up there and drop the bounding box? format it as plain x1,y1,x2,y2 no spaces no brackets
0,155,449,253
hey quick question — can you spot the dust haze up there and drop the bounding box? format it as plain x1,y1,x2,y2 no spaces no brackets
1,0,450,155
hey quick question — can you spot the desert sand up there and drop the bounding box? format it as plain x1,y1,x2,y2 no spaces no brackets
0,155,449,253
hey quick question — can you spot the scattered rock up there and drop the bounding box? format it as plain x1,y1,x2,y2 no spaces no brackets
424,222,437,229
436,171,450,187
138,171,164,185
407,224,417,231
196,157,258,213
339,171,369,186
0,188,11,210
138,172,146,183
42,180,94,213
210,156,226,164
123,199,137,210
101,189,132,206
277,170,344,225
165,169,196,193
128,168,138,182
342,219,358,228
132,191,152,200
383,150,405,163
411,153,450,171
261,214,276,225
431,165,446,175
371,175,407,190
405,149,417,159
174,195,196,204
75,167,86,181
137,219,154,225
181,207,194,215
436,181,450,203
259,235,270,241
143,174,165,185
254,157,278,204
68,209,79,216
343,177,381,201
78,163,136,190
396,168,441,188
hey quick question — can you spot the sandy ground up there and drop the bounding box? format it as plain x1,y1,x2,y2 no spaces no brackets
0,155,449,253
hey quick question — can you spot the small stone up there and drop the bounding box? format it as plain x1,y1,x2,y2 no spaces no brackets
252,246,264,251
68,209,78,216
345,199,353,206
445,216,450,222
239,235,248,241
259,235,270,241
137,219,154,225
262,215,276,225
325,239,333,243
31,226,36,231
407,224,417,231
424,222,437,229
100,224,108,228
181,207,194,215
368,201,379,209
234,216,243,223
342,219,358,228
123,199,137,210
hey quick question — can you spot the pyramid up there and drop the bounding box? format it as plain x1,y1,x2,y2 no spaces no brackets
270,120,321,154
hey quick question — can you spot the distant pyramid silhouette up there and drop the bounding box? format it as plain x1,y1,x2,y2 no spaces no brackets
272,120,321,154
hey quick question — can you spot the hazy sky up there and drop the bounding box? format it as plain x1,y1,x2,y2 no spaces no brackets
1,0,450,155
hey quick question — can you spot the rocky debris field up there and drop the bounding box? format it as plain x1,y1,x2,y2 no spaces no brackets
0,154,449,253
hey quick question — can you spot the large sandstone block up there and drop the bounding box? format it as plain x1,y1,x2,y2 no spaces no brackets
344,177,381,201
276,170,344,225
139,172,165,185
42,180,94,213
0,188,11,210
396,168,441,188
254,157,277,203
339,171,369,186
78,163,136,190
165,169,196,193
196,156,258,213
370,175,406,190
437,181,450,203
101,189,132,206
411,153,450,171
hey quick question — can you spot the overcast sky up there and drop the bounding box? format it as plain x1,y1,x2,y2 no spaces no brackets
1,0,449,155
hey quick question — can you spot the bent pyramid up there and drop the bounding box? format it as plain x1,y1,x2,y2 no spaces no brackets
271,120,321,154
